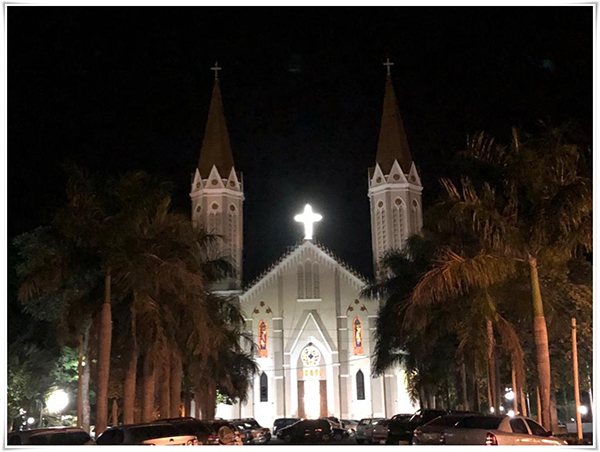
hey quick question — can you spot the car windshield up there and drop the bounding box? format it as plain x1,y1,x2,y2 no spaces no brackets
456,416,504,430
29,431,92,445
129,425,182,442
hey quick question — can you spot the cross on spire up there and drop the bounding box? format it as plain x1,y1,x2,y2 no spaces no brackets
294,204,322,241
383,57,394,76
211,61,222,80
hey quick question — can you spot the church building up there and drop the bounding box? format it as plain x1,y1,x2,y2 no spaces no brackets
190,61,422,426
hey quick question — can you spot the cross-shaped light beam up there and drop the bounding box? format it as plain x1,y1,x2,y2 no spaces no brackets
211,61,222,80
294,204,322,241
383,57,394,76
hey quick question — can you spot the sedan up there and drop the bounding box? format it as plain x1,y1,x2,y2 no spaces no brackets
442,415,568,445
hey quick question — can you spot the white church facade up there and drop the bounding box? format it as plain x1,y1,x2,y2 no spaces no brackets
190,61,421,426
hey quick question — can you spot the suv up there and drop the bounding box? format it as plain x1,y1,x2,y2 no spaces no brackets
154,417,219,445
96,422,198,445
273,418,300,436
8,427,95,445
355,418,386,444
231,418,271,444
277,418,332,443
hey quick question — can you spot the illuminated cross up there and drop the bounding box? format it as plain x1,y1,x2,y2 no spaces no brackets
294,204,322,241
383,57,394,76
211,61,222,80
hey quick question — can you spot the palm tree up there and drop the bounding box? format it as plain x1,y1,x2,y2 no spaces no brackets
408,127,592,428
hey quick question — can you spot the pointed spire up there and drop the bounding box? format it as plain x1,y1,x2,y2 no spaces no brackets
198,64,234,179
375,61,412,175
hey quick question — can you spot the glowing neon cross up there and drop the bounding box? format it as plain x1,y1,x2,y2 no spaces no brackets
295,204,322,241
383,57,394,76
211,61,222,80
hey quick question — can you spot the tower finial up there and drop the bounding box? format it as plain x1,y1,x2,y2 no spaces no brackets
383,57,394,76
211,61,222,80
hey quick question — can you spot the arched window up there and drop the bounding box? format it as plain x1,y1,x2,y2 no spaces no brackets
260,372,268,402
376,202,386,261
312,262,320,298
228,206,238,272
356,370,365,400
258,320,268,358
297,263,305,299
411,200,419,234
304,258,313,298
353,318,364,355
208,203,220,234
392,198,406,248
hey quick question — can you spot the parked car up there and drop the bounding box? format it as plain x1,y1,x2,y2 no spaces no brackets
355,418,386,444
321,419,349,442
96,422,198,445
277,418,332,444
387,409,448,444
320,416,342,429
412,414,472,445
371,419,391,444
205,419,243,445
442,415,568,445
154,417,219,445
231,418,271,444
273,417,300,436
342,419,358,435
8,427,95,445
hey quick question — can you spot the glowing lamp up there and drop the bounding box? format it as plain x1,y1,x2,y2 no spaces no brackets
505,391,515,401
47,389,69,413
507,410,515,418
499,406,505,412
578,405,588,416
27,417,35,425
489,407,495,413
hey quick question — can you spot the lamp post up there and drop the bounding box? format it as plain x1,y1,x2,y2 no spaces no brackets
571,318,582,441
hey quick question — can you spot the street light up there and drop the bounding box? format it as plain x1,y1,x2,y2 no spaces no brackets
46,389,69,413
505,391,515,401
578,405,588,416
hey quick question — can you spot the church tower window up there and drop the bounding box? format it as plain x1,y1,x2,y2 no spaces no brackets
228,205,238,271
260,372,268,402
298,260,320,299
208,203,220,234
411,200,419,233
258,320,268,358
376,203,386,262
392,198,406,248
356,370,365,400
353,317,364,355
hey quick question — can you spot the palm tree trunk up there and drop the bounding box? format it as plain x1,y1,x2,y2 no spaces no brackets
142,353,157,422
123,306,138,425
95,268,112,436
511,361,519,414
520,387,528,416
486,318,497,411
461,361,469,410
536,386,543,425
82,323,91,433
528,255,552,430
169,349,182,418
159,347,171,418
77,332,84,427
111,398,118,426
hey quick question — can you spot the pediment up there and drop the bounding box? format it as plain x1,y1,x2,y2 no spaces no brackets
240,240,367,302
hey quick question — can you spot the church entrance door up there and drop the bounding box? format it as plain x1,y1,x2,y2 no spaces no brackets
297,379,327,419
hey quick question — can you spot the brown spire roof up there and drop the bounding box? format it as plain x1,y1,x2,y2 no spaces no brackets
198,79,234,179
375,74,412,174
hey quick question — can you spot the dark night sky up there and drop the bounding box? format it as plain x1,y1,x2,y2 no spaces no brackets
8,6,593,283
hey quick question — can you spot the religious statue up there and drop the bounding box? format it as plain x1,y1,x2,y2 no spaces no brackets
353,318,363,355
258,320,268,357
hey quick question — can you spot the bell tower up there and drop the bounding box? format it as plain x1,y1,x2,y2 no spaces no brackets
368,59,423,278
190,63,244,291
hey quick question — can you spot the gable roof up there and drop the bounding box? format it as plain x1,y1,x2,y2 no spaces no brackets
241,240,369,301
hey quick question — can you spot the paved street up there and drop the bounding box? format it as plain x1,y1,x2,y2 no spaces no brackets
265,436,365,446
